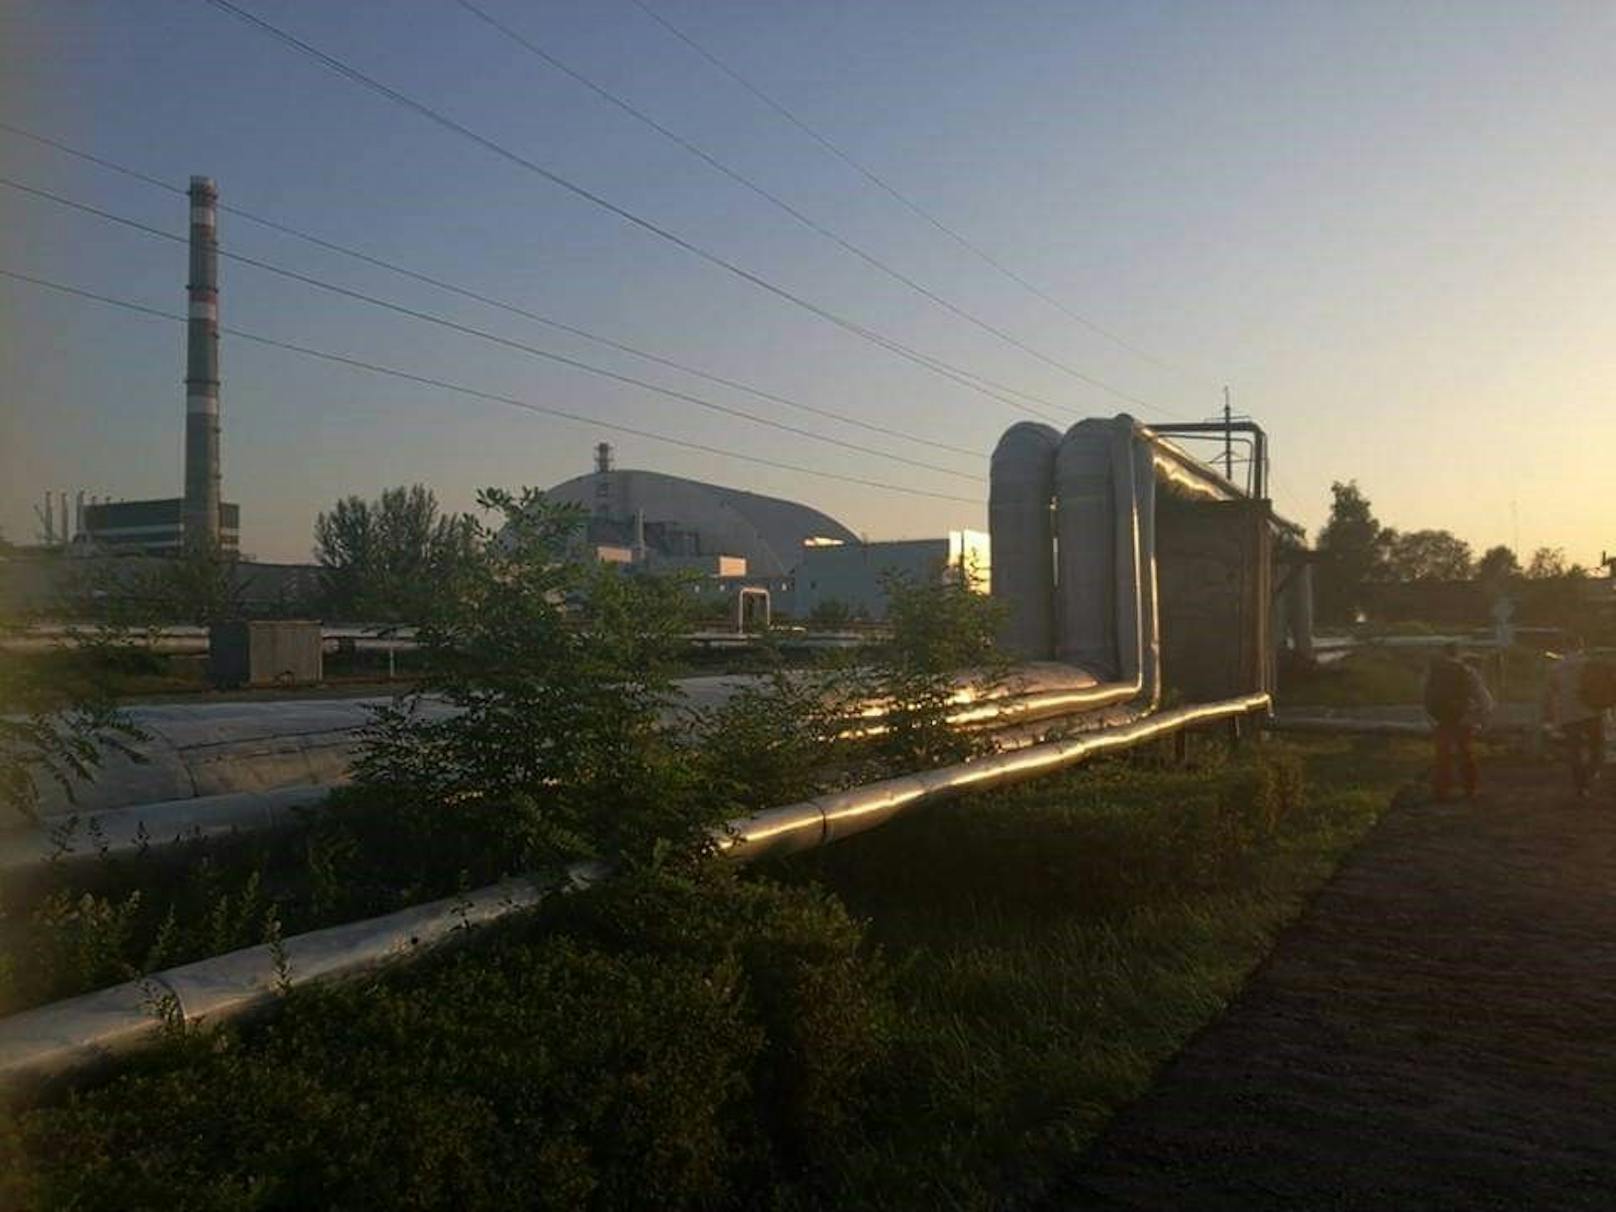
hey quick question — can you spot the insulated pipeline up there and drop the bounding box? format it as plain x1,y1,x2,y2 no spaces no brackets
0,693,1269,1098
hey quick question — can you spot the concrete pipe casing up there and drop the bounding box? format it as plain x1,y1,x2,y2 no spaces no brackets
989,422,1061,659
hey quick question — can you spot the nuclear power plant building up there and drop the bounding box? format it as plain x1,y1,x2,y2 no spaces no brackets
547,449,857,578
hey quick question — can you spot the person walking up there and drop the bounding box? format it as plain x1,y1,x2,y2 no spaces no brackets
1423,643,1493,800
1542,637,1610,798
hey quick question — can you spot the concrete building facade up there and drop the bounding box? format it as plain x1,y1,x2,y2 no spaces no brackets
793,531,990,620
81,499,241,556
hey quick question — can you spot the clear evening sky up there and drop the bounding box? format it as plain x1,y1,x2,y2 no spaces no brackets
2,1,1612,565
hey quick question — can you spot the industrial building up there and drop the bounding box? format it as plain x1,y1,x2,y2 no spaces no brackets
545,445,987,620
78,176,239,554
79,499,241,556
793,532,991,620
546,445,857,578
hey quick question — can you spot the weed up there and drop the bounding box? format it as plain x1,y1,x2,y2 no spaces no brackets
8,873,880,1212
765,737,1416,1208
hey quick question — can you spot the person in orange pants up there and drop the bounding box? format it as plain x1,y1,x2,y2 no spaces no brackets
1424,643,1493,800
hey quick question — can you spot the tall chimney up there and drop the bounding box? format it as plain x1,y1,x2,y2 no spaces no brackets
593,441,613,517
183,176,221,549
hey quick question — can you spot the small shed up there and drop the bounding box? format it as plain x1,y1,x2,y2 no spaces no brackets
209,620,323,688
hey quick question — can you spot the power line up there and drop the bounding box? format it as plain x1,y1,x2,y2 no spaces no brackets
625,0,1213,390
453,0,1169,418
1,175,983,484
0,264,982,505
200,0,1071,425
0,119,982,461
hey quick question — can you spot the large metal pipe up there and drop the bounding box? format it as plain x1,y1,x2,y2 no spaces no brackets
989,422,1061,658
0,693,1268,1098
1054,419,1120,674
1291,563,1316,660
0,785,331,893
0,665,1130,883
721,693,1267,864
0,875,555,1095
183,176,222,549
0,417,1269,1093
1050,415,1160,713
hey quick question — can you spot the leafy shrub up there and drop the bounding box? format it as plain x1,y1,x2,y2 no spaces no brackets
0,630,144,824
856,570,1006,775
5,871,890,1212
4,939,755,1211
549,867,891,1177
806,599,858,629
761,740,1382,1210
354,489,719,873
0,849,285,1016
683,665,856,815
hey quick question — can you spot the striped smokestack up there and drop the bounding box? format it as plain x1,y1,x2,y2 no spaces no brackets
183,176,221,548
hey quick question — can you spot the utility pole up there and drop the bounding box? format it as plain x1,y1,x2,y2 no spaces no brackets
1222,386,1233,481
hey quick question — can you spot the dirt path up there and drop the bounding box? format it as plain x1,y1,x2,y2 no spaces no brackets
1050,762,1616,1210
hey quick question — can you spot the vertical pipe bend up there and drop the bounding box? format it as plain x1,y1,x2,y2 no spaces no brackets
989,422,1061,659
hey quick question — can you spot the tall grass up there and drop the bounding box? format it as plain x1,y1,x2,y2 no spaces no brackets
1280,644,1551,708
2,737,1418,1210
769,735,1422,1208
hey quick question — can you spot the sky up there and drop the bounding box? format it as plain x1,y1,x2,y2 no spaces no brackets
1,0,1613,566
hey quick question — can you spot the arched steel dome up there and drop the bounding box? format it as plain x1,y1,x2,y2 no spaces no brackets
545,468,857,576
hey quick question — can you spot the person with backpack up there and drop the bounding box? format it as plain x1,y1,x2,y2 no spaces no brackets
1542,637,1612,797
1423,643,1494,800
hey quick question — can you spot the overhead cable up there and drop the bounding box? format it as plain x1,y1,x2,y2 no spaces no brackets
624,0,1214,389
0,118,981,461
200,0,1069,424
0,265,982,505
1,175,982,484
454,0,1169,417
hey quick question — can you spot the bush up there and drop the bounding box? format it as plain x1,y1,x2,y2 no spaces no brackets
683,665,856,815
4,870,891,1211
0,846,287,1016
758,740,1386,1209
548,867,891,1176
0,618,144,825
353,489,720,873
844,571,1006,778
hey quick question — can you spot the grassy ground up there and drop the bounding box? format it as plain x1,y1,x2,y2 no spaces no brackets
3,735,1423,1210
767,733,1426,1209
1278,645,1551,709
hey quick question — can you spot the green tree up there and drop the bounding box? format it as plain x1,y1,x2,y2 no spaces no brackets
313,485,476,621
352,489,714,873
1526,546,1568,579
158,540,245,626
1475,545,1520,591
1383,529,1473,581
1314,481,1390,623
0,612,144,823
861,567,1006,773
807,599,854,629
